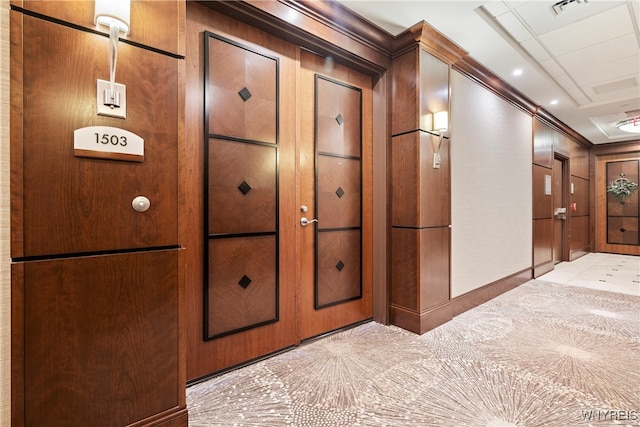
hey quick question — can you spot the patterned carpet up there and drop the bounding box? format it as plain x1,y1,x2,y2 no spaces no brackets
187,277,640,426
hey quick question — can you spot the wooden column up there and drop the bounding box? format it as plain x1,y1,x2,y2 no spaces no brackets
389,23,466,334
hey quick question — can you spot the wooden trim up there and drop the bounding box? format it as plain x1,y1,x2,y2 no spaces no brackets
10,9,24,258
129,408,189,427
454,56,592,148
393,21,467,64
534,260,554,278
10,263,25,427
390,268,531,334
196,0,392,75
372,71,389,325
591,140,640,155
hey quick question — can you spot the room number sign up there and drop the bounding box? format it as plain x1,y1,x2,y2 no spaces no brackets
74,126,144,162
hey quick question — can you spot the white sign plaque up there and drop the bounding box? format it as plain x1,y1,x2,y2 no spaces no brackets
74,126,144,162
544,174,552,195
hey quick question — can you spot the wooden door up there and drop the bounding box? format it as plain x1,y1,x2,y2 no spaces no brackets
185,5,374,380
198,28,298,373
297,50,373,340
552,157,567,264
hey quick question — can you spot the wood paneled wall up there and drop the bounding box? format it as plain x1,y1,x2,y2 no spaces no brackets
592,143,640,255
389,24,464,334
10,1,187,425
533,118,591,276
1,2,11,426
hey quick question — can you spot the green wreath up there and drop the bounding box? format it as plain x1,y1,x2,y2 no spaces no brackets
606,173,639,201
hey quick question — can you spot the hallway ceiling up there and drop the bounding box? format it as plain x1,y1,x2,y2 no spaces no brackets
337,0,640,145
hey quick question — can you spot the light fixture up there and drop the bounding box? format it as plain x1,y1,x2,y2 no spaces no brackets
95,0,130,35
617,116,640,134
431,111,448,169
95,0,130,118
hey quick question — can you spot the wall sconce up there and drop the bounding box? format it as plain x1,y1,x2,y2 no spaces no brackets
95,0,130,119
431,111,448,169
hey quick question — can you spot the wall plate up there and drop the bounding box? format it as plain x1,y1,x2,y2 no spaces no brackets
97,79,126,119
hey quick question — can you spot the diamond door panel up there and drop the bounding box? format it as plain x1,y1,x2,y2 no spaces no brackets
314,75,363,309
205,32,280,339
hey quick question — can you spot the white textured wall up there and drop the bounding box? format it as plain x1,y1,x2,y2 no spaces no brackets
1,1,10,425
450,70,532,298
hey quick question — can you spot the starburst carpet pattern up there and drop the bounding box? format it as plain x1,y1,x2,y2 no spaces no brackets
187,279,640,426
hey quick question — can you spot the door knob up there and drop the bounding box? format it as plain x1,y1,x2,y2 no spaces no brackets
300,217,318,226
132,195,150,212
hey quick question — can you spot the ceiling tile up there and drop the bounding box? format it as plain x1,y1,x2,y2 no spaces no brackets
554,33,639,73
520,38,551,62
571,55,640,87
538,5,633,56
510,1,625,34
496,12,533,42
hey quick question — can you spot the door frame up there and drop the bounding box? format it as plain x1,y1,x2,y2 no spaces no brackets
553,152,570,263
184,1,390,381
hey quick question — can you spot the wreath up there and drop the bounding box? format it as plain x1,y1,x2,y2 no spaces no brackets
606,173,639,201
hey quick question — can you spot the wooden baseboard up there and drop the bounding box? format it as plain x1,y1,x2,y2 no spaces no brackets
390,268,532,335
570,248,590,261
534,260,554,278
130,408,189,427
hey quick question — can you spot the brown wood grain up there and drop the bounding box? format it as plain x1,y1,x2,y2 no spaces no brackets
391,131,450,228
391,49,419,135
207,35,277,143
297,48,373,341
19,250,180,426
317,230,362,307
533,118,554,168
208,139,277,234
207,236,277,336
533,218,553,274
594,151,640,255
14,0,184,56
15,16,179,257
532,164,552,220
184,3,298,381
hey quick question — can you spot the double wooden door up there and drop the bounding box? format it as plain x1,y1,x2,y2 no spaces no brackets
187,4,372,379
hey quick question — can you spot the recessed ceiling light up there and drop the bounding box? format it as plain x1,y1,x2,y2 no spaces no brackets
550,100,558,105
512,69,523,76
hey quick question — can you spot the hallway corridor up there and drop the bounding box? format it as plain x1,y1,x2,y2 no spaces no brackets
187,253,640,426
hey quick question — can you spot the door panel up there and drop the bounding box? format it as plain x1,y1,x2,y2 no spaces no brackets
207,34,277,144
298,50,373,340
208,138,277,234
317,230,362,307
204,33,283,341
317,156,362,228
16,250,180,427
14,16,178,258
206,235,277,337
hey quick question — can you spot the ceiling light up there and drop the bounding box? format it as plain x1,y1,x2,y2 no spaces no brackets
550,100,558,105
512,69,523,76
617,116,640,134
